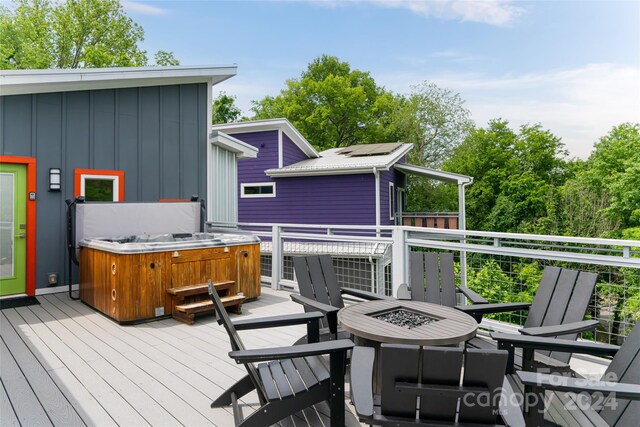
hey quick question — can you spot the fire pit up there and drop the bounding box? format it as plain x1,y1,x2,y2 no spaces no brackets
371,308,439,329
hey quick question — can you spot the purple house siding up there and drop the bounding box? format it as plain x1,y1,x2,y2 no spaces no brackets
282,133,308,166
238,174,376,225
233,130,279,183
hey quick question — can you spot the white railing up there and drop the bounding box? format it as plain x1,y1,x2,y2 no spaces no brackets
218,222,640,344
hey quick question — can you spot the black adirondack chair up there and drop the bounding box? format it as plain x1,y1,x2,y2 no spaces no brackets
399,252,505,317
493,321,640,426
350,344,526,426
291,254,393,342
207,280,354,427
467,266,599,373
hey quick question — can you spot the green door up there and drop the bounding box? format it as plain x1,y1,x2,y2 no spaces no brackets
0,163,27,296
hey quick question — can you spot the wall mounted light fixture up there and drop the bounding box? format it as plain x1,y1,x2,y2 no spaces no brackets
49,168,61,191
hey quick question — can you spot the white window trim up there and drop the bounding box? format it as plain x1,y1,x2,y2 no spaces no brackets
389,182,395,220
241,182,276,198
80,174,120,201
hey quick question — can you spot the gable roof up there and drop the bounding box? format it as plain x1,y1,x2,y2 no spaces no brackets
211,118,319,158
209,131,259,159
265,143,414,177
0,66,237,96
394,163,473,185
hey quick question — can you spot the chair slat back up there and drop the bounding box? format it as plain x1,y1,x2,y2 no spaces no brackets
419,346,464,421
380,344,422,418
523,266,563,328
459,349,508,424
548,270,598,361
379,344,507,425
599,322,640,426
293,255,343,330
208,281,267,401
409,252,457,307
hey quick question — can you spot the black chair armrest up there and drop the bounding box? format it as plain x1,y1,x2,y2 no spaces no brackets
519,320,599,337
516,371,640,400
290,294,339,315
290,294,340,337
456,302,531,316
491,333,620,356
457,286,488,304
340,287,393,301
229,311,324,330
350,346,375,419
228,339,354,363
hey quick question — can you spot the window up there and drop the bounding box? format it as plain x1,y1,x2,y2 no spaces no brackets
389,182,395,220
74,169,124,202
241,182,276,198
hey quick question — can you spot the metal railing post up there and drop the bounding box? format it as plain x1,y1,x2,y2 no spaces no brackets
271,225,282,290
392,226,407,297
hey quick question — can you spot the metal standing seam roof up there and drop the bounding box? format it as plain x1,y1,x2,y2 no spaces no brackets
0,65,238,96
265,143,414,176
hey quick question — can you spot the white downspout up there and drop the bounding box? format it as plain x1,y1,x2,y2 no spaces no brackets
458,179,472,288
374,167,380,230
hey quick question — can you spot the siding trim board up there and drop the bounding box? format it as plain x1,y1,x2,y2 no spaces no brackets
0,155,36,296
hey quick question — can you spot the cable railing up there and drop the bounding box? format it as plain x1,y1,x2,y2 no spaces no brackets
216,222,640,345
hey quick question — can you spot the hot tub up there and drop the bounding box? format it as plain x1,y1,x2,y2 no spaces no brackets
79,232,260,323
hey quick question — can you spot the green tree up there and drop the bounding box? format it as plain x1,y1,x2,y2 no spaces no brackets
154,50,179,66
397,82,473,167
444,120,568,232
1,0,177,69
583,123,640,229
212,92,242,124
251,55,398,150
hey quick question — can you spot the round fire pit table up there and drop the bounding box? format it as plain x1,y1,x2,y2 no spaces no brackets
338,299,478,393
339,299,478,346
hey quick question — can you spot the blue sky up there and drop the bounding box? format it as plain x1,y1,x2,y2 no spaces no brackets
124,0,640,159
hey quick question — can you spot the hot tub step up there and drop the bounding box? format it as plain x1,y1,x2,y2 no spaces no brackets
169,279,245,325
166,280,234,298
176,295,245,314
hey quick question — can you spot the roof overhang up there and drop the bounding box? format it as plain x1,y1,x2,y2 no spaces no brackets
0,65,238,96
212,118,320,158
265,143,413,178
395,163,473,185
209,131,259,159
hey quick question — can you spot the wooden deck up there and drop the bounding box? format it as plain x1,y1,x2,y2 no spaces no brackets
0,288,362,426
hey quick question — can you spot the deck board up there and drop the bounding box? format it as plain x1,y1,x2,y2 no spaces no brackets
1,287,361,426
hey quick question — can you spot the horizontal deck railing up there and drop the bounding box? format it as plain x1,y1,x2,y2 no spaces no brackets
217,223,640,345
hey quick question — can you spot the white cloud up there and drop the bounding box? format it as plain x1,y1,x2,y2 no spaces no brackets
313,0,525,26
122,1,169,15
375,63,640,159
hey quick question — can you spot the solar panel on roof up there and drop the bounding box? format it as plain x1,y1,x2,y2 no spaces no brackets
337,143,403,157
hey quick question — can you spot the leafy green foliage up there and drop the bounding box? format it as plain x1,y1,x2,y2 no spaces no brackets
1,0,177,69
252,55,397,150
443,120,567,232
212,92,242,124
154,50,179,66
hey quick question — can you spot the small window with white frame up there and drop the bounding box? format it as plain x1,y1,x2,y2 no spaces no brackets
241,182,276,198
389,182,395,220
74,169,124,202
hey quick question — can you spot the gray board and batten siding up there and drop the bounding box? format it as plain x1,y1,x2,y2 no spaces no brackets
0,83,209,290
232,130,406,226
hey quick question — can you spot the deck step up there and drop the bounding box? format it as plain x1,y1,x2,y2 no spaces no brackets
166,280,234,297
176,295,245,314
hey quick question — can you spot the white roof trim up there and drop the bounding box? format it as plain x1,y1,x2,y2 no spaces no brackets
265,143,413,177
209,131,259,159
395,163,473,185
211,118,320,158
0,65,237,96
